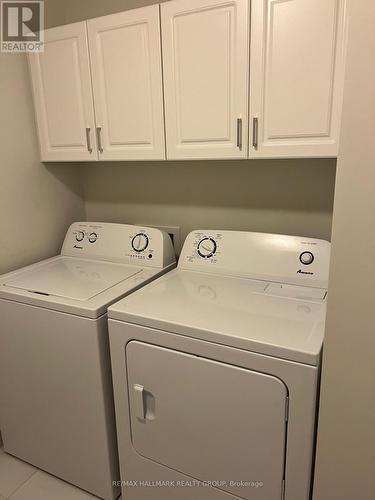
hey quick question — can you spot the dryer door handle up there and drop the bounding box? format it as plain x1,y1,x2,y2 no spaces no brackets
133,384,145,420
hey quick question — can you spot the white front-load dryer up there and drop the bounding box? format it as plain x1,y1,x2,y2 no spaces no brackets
108,230,331,500
0,222,175,500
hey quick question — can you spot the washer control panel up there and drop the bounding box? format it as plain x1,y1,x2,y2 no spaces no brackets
180,230,331,289
131,233,149,253
88,232,98,244
127,230,156,263
70,225,102,246
75,230,85,242
61,223,176,268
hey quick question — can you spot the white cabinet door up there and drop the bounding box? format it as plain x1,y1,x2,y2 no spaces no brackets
87,6,165,161
161,0,249,160
127,341,287,500
28,22,97,162
249,0,347,158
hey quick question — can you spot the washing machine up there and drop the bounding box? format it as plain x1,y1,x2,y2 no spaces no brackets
0,222,175,500
108,230,331,500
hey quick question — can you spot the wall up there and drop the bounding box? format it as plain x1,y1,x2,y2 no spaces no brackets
46,0,170,27
84,160,335,243
0,0,85,274
313,1,375,499
44,0,67,28
53,0,336,245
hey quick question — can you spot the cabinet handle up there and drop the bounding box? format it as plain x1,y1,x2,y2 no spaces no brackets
236,118,243,150
85,128,92,153
252,117,259,149
96,127,104,154
133,384,145,420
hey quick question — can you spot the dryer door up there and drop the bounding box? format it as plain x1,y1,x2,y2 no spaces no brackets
126,341,288,500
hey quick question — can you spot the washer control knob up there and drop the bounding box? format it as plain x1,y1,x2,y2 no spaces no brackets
75,231,85,242
197,238,217,259
88,232,98,244
132,233,149,253
300,251,314,265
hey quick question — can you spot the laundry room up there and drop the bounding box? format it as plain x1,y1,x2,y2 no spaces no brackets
0,1,374,500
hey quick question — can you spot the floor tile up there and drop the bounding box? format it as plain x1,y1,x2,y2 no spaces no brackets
10,471,92,500
0,448,36,497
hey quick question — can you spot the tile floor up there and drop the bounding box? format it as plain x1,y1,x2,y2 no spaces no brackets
0,448,120,500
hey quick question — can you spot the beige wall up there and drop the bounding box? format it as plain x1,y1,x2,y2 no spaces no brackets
46,0,169,27
313,1,375,499
44,0,67,28
45,0,337,245
0,51,85,274
84,159,336,244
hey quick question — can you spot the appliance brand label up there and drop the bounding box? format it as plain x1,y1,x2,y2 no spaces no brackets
297,269,314,275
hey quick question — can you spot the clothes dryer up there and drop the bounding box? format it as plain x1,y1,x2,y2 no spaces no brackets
108,230,330,500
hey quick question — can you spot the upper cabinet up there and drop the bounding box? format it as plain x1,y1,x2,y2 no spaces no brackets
29,0,348,162
87,6,165,160
249,0,347,158
161,0,250,160
29,6,165,162
28,22,97,162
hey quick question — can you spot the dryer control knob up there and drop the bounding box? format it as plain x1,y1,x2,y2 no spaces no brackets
132,233,149,253
197,238,217,259
300,251,314,265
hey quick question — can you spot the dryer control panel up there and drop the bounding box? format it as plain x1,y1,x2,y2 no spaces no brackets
179,230,330,289
61,223,176,268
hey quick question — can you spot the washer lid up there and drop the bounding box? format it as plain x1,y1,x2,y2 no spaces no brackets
4,257,142,301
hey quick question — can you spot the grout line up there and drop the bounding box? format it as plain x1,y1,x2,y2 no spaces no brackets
0,447,38,499
1,449,108,499
7,468,39,499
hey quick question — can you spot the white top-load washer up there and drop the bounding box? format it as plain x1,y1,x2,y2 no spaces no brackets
0,222,175,500
108,230,330,500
